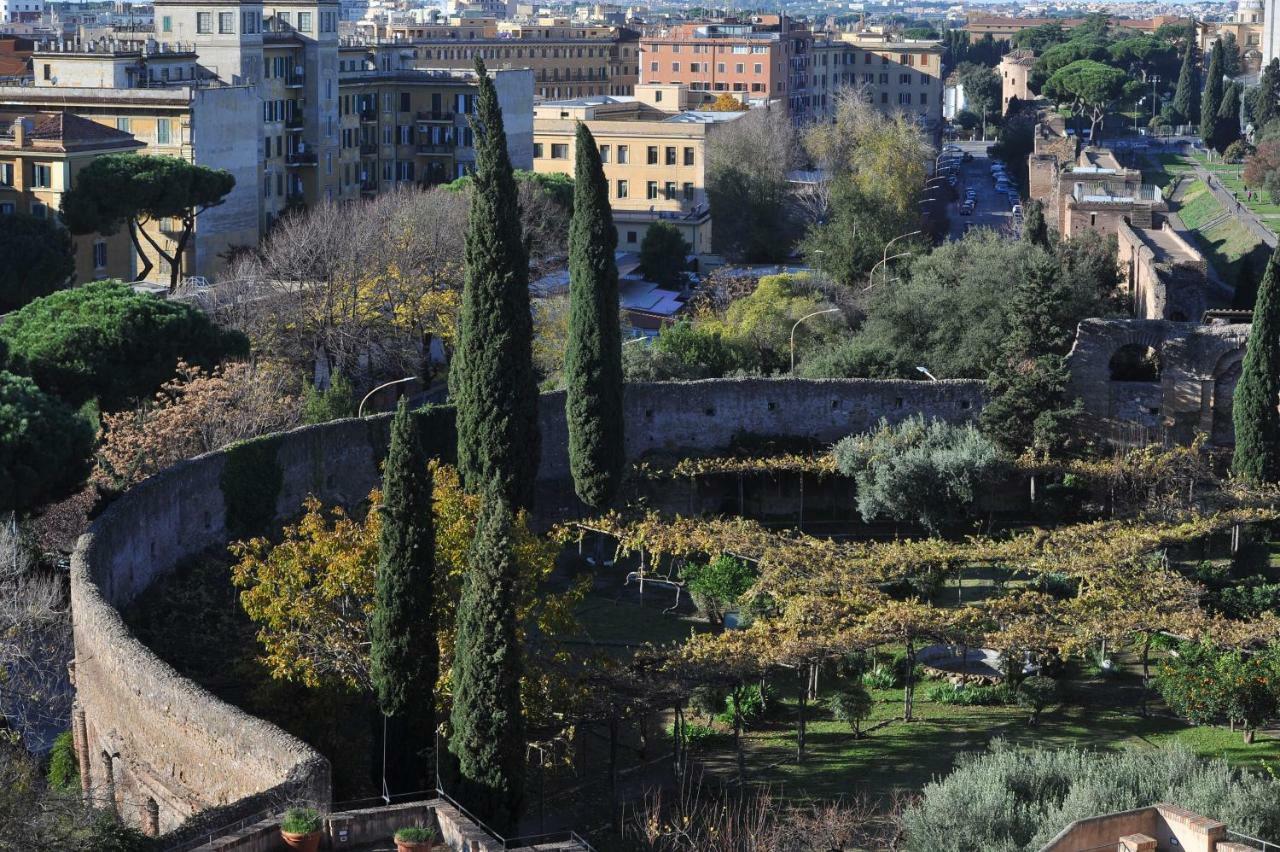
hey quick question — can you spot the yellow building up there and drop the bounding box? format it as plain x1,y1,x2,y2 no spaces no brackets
0,111,144,283
808,31,944,133
531,84,742,255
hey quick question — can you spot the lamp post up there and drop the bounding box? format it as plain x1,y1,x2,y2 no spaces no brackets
881,229,922,275
867,250,914,291
790,308,840,371
358,375,420,418
915,365,939,382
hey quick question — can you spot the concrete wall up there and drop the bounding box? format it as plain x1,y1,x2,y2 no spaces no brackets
190,84,264,282
71,377,985,838
1039,804,1234,852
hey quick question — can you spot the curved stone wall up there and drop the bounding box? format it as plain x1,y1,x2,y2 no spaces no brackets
70,377,984,838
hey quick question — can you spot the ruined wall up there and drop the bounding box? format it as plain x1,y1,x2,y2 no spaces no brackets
72,377,986,839
1117,221,1209,322
1065,318,1249,444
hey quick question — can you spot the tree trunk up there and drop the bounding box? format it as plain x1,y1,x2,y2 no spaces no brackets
732,685,745,783
904,641,916,722
796,669,807,764
1244,727,1256,745
673,701,684,776
126,220,154,282
608,707,621,834
1140,632,1152,717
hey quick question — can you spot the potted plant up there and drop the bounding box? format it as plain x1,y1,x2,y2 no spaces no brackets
280,807,323,852
394,825,439,852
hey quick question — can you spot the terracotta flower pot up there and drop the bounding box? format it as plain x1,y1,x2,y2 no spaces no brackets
395,840,437,852
281,829,322,852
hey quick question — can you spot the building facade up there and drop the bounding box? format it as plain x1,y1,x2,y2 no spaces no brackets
998,49,1033,113
5,6,532,284
0,111,143,282
531,84,742,255
0,0,42,24
808,31,943,131
1205,0,1266,75
639,16,812,118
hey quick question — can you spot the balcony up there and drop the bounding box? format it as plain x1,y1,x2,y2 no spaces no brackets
285,74,305,88
285,112,304,130
286,190,306,205
360,181,378,194
359,142,378,156
416,143,453,155
286,150,318,166
359,108,378,123
416,110,455,123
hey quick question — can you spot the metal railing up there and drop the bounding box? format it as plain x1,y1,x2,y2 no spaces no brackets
1228,829,1280,851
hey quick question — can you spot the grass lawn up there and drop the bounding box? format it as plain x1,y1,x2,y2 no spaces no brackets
689,662,1280,801
1190,151,1280,217
1173,179,1267,283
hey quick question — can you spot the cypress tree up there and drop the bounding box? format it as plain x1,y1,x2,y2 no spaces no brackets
448,492,524,831
450,57,541,509
1257,59,1280,133
1173,33,1199,127
1200,39,1224,147
1214,82,1242,153
565,122,625,510
369,398,438,793
1232,247,1280,484
1021,199,1050,249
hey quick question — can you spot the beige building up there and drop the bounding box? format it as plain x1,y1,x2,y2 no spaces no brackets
531,83,743,255
369,17,640,100
998,49,1033,113
0,111,143,283
1200,0,1265,76
808,31,943,133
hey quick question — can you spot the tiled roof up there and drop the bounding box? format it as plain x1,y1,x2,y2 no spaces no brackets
1,111,144,151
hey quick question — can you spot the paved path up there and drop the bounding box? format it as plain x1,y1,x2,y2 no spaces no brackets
1186,160,1278,249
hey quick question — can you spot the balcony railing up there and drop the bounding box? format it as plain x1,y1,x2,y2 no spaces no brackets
285,112,304,129
359,142,378,155
285,74,305,88
359,108,378,123
416,110,455,122
416,143,453,154
286,151,318,166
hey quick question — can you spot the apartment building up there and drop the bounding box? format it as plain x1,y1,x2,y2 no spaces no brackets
531,83,743,255
639,16,812,118
0,111,143,281
0,0,42,25
807,31,943,132
369,17,640,99
3,2,532,283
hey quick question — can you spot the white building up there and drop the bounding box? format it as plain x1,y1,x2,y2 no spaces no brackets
1,0,43,24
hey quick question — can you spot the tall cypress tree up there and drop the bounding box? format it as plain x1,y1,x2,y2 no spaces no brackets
565,122,625,511
1256,59,1280,133
370,398,438,793
1173,32,1200,127
1200,39,1224,147
1021,199,1050,250
1232,247,1280,484
1214,82,1242,154
448,492,524,831
450,57,541,509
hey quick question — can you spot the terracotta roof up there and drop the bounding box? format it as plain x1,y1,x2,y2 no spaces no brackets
0,56,28,77
1,111,144,152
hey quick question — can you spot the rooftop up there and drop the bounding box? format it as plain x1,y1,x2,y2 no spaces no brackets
0,110,144,152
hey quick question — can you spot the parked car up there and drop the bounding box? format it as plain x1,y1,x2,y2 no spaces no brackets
960,202,975,215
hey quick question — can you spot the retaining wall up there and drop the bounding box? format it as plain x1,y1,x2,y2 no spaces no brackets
70,377,985,839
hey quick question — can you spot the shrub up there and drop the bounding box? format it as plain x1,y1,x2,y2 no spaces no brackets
47,731,79,791
925,683,1016,706
281,807,322,835
670,721,724,748
86,812,155,852
301,374,357,423
717,682,772,726
902,742,1280,851
394,826,437,843
690,684,728,720
681,554,758,627
0,370,95,514
891,651,925,685
862,665,899,690
1015,676,1059,724
828,684,874,736
834,416,1008,534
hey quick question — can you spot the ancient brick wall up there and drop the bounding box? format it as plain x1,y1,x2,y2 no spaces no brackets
71,377,986,839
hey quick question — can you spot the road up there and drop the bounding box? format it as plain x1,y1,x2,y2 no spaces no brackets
944,140,1019,241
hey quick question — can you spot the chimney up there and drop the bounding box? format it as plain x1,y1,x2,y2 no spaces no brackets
11,116,31,146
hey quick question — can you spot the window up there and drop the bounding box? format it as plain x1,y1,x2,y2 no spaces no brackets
920,92,928,104
162,15,171,32
400,91,410,112
683,147,694,166
682,181,694,200
735,63,744,73
617,145,629,164
646,180,658,199
551,143,568,159
31,202,46,219
616,179,628,198
533,142,544,158
93,241,107,270
0,202,14,215
898,92,912,105
646,145,658,165
626,230,637,243
599,144,610,162
31,164,51,188
298,11,311,31
664,181,676,199
156,118,171,145
219,11,234,33
650,61,658,72
671,62,680,72
665,146,676,166
0,163,11,185
197,11,211,32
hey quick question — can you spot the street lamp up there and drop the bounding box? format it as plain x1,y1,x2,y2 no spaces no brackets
915,365,939,381
790,308,841,371
358,375,420,418
867,250,914,290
